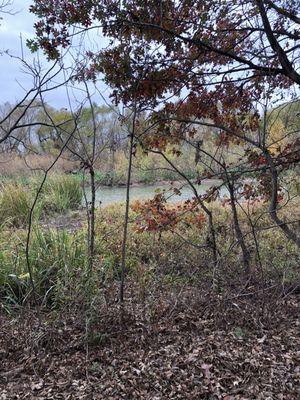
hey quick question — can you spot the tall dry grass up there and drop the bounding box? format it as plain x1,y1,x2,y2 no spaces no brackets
0,153,79,178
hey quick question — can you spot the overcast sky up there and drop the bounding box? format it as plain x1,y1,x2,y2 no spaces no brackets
0,0,110,109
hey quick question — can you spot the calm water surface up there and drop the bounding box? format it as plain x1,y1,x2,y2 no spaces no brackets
84,180,228,207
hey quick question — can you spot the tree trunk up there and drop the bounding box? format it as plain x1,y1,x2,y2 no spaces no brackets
120,123,135,302
227,180,251,277
88,166,96,273
264,150,300,246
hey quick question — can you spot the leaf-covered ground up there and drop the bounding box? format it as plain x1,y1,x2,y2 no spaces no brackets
0,289,299,399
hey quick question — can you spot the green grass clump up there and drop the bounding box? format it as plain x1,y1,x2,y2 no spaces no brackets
0,183,36,227
42,174,83,213
0,174,83,228
0,227,87,307
38,174,83,214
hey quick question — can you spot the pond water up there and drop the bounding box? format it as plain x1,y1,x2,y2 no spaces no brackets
84,180,228,207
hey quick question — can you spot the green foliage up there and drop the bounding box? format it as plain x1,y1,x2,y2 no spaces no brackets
0,183,38,227
0,174,83,228
132,149,198,184
41,174,83,213
0,227,87,307
26,39,39,53
0,200,299,311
